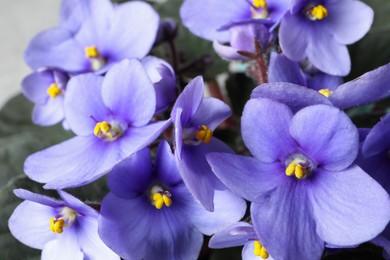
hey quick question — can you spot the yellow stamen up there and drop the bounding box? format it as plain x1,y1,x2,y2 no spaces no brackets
195,125,213,144
50,217,64,233
253,0,267,9
318,89,333,97
310,5,328,20
253,240,269,259
47,83,62,98
285,162,308,179
94,121,112,137
152,192,172,209
85,46,99,58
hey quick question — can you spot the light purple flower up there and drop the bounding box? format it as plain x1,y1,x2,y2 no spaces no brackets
171,76,233,211
25,0,159,74
24,59,170,189
22,69,69,126
141,56,177,113
98,141,246,260
279,0,373,76
210,222,275,260
8,189,119,260
180,0,289,42
207,98,390,260
251,62,390,112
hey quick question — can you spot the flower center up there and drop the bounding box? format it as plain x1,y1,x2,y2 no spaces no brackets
182,125,213,146
285,154,314,179
318,89,333,97
150,185,172,209
251,0,268,19
49,207,77,234
306,4,328,21
47,83,62,98
195,125,213,144
85,46,106,71
253,240,269,259
93,121,123,141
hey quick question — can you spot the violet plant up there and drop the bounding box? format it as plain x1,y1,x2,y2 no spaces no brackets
3,0,390,259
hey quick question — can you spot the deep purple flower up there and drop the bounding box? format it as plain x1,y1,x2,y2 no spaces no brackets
8,189,118,260
24,59,170,189
210,222,275,260
251,62,390,112
98,141,246,260
141,56,177,113
279,0,373,76
180,0,289,42
207,98,390,260
268,52,342,91
171,76,234,211
25,0,159,74
213,23,274,61
22,69,69,126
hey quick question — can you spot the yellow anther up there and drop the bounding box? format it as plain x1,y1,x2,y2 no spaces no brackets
195,125,213,144
318,89,333,97
47,83,62,98
286,162,308,179
94,121,112,137
310,5,328,20
253,240,269,259
253,0,267,9
50,217,65,234
152,192,172,209
85,46,100,58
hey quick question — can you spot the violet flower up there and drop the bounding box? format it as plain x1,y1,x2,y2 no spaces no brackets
213,23,274,61
24,59,170,189
25,0,159,74
180,0,289,43
279,0,373,76
98,141,246,260
22,69,69,127
251,62,390,112
207,98,390,260
171,76,234,211
141,56,177,114
210,222,275,260
8,189,119,260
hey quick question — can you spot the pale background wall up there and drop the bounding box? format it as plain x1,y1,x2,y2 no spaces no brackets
0,0,60,108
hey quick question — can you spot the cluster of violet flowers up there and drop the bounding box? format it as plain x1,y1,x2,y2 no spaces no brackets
8,0,390,259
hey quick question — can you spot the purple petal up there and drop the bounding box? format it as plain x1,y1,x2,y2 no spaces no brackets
207,153,282,202
213,41,243,60
24,136,122,189
25,27,87,73
174,108,184,160
180,0,249,42
363,114,390,157
64,74,109,136
268,53,305,86
279,13,309,61
171,76,204,127
8,201,57,249
106,1,159,60
190,189,246,235
242,98,297,163
191,97,231,130
357,151,390,193
307,166,390,246
41,230,83,260
325,0,373,45
58,190,98,218
155,141,182,186
22,71,53,105
101,59,156,126
251,82,333,113
13,189,62,208
290,105,359,171
32,97,65,126
177,138,232,211
108,148,153,199
306,27,350,76
251,180,324,260
330,63,390,109
305,72,342,92
209,222,257,248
